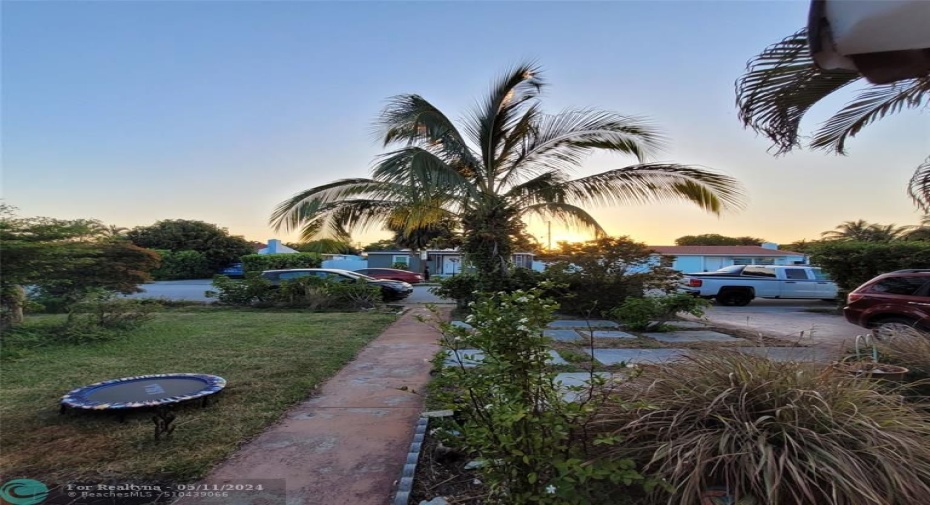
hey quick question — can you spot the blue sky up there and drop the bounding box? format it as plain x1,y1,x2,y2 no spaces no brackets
3,1,928,247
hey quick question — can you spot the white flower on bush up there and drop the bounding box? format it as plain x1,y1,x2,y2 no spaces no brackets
515,296,529,303
453,336,462,342
545,484,556,494
517,325,529,332
465,315,475,323
518,317,529,323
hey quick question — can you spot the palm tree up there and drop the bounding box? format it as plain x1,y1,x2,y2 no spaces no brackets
272,63,746,286
821,219,913,242
736,30,930,207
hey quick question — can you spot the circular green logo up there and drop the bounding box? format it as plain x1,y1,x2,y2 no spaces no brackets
0,479,49,505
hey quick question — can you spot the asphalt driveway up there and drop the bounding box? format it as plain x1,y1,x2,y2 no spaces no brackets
697,299,865,352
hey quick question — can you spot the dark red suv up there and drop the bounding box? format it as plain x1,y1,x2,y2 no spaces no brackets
843,269,930,331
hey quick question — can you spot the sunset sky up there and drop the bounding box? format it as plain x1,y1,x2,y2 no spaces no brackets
3,1,928,248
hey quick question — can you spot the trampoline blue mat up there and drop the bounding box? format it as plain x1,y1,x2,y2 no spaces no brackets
60,373,226,410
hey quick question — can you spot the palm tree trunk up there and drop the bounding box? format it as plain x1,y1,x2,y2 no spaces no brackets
461,199,518,290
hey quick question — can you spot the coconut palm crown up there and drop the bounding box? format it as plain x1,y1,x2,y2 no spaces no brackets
272,63,746,285
736,29,930,208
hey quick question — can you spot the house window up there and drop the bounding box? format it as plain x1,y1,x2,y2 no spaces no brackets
733,257,753,265
392,255,410,267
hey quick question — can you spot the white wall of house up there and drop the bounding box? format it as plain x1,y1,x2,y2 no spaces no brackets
666,254,808,273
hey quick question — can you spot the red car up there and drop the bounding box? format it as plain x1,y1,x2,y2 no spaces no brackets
354,268,423,284
843,269,930,331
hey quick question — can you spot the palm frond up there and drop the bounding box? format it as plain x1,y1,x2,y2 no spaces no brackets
378,94,467,148
736,29,861,154
812,78,930,153
519,203,606,235
270,179,404,233
376,94,482,175
908,156,930,211
372,147,476,199
562,164,747,215
497,108,665,192
503,170,568,206
287,199,399,241
469,62,544,181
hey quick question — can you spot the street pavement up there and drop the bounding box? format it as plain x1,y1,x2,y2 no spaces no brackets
125,280,451,304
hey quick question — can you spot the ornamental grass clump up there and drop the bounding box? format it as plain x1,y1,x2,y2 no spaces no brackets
597,351,930,505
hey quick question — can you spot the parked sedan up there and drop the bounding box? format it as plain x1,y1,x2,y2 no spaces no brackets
354,268,423,284
843,269,930,331
260,268,413,301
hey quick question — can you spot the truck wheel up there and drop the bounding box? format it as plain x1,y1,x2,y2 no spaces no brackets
717,289,752,307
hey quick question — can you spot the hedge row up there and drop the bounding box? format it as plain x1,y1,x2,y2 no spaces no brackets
241,253,322,273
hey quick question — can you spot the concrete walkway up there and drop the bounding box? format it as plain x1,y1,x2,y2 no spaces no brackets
179,307,444,505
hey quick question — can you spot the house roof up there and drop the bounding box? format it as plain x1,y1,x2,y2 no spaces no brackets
648,246,805,257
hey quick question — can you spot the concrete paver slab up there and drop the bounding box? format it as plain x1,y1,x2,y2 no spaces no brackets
590,348,690,365
548,319,619,328
663,320,708,329
444,349,485,368
450,321,474,330
544,329,583,342
590,330,637,339
644,330,745,343
555,372,615,402
445,349,568,367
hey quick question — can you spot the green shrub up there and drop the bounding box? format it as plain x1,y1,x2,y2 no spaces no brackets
542,237,680,316
329,281,382,309
430,269,547,308
67,290,154,331
241,253,322,273
610,293,710,330
808,241,930,292
151,249,213,280
276,276,335,309
599,352,930,505
207,274,275,306
430,274,480,307
427,286,644,504
208,274,381,310
391,262,410,270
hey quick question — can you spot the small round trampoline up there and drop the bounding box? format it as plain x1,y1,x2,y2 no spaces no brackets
60,373,226,411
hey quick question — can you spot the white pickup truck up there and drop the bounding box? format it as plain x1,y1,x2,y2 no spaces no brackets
680,265,838,306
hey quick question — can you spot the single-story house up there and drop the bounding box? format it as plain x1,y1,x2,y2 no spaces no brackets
648,243,808,273
257,239,298,255
365,249,535,277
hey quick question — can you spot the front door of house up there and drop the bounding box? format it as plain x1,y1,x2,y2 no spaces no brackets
443,256,462,276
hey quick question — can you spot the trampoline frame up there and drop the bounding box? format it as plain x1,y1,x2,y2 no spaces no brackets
60,373,226,411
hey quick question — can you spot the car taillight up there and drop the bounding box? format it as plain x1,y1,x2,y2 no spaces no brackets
688,278,702,287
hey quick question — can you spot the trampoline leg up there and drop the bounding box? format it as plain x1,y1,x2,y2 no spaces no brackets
152,408,176,442
59,405,67,415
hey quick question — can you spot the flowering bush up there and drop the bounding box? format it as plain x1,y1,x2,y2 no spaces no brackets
427,284,645,504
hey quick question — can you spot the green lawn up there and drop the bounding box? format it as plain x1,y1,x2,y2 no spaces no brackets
0,308,396,484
